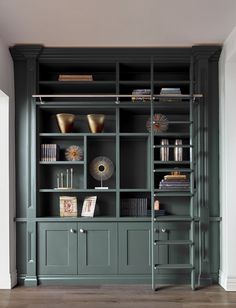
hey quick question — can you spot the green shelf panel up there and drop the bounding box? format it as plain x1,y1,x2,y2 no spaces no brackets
153,80,190,85
119,133,149,137
119,80,151,85
21,217,152,222
154,264,193,269
154,161,190,165
120,189,151,192
153,168,193,173
153,145,193,148
39,189,117,193
39,81,116,85
152,133,189,137
153,216,193,222
39,133,116,138
154,240,193,245
39,161,84,165
154,191,194,197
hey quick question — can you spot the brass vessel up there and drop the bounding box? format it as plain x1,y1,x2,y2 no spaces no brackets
56,113,75,133
87,114,105,133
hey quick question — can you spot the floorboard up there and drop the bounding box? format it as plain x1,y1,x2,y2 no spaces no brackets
0,285,235,308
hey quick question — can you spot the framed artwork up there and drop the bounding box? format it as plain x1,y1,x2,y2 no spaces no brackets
59,196,77,217
81,196,97,217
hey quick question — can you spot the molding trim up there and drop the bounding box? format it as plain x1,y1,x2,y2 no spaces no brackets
24,275,38,287
0,270,17,289
219,270,236,291
9,45,43,61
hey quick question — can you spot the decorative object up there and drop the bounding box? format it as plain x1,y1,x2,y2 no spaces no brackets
56,113,75,133
131,89,151,102
146,113,168,133
154,199,160,211
160,139,169,161
87,114,105,133
65,145,83,161
89,156,114,189
174,139,183,161
81,196,97,217
56,168,74,189
59,196,77,217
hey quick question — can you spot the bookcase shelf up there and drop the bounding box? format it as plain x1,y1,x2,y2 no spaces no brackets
11,45,221,289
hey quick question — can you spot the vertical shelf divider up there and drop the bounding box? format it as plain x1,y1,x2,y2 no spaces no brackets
116,106,120,218
84,135,87,190
116,62,120,218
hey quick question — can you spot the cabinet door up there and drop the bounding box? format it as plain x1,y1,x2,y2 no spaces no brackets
38,222,77,275
119,222,151,274
78,222,117,274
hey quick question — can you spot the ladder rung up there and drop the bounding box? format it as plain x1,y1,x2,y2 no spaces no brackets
154,192,194,197
154,240,193,245
154,264,193,270
152,121,193,125
153,168,193,173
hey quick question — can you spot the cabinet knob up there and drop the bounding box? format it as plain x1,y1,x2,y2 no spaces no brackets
79,229,85,233
161,228,167,233
70,229,76,233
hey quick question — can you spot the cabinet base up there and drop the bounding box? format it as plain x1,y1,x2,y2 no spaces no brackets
18,274,218,287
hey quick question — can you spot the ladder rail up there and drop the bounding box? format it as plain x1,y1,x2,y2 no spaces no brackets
190,57,196,290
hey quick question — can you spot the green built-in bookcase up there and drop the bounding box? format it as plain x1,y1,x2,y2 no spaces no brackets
10,45,221,288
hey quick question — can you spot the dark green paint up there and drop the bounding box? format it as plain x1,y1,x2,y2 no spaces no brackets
10,45,221,286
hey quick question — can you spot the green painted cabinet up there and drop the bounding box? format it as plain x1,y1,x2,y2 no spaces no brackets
78,222,118,274
10,45,221,286
118,222,151,274
38,222,77,275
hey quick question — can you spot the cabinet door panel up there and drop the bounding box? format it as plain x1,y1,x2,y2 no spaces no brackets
78,223,117,274
38,222,77,275
119,222,151,274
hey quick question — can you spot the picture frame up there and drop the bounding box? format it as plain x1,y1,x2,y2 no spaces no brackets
59,196,77,217
81,196,97,217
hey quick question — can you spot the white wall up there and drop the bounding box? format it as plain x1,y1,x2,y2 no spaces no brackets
0,37,16,289
219,26,236,291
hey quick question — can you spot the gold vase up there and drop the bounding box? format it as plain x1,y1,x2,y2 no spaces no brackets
87,114,105,133
56,113,75,133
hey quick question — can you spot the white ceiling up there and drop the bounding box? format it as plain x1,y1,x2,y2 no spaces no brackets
0,0,236,47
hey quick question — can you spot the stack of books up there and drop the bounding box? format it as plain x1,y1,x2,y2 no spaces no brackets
41,144,60,161
159,174,190,191
58,74,93,81
120,198,148,217
131,89,151,102
160,87,182,102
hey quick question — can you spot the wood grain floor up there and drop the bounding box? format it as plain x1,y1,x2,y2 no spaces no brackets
0,285,235,308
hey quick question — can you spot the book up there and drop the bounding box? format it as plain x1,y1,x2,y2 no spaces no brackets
164,174,187,180
58,74,93,81
41,144,60,161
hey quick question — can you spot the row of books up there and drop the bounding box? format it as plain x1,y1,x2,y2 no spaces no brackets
131,88,182,101
58,74,93,81
120,198,148,217
41,144,60,161
147,209,166,217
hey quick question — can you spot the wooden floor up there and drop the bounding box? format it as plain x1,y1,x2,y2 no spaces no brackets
0,285,236,308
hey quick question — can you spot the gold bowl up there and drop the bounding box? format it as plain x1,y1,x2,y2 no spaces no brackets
87,114,105,133
56,113,75,133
